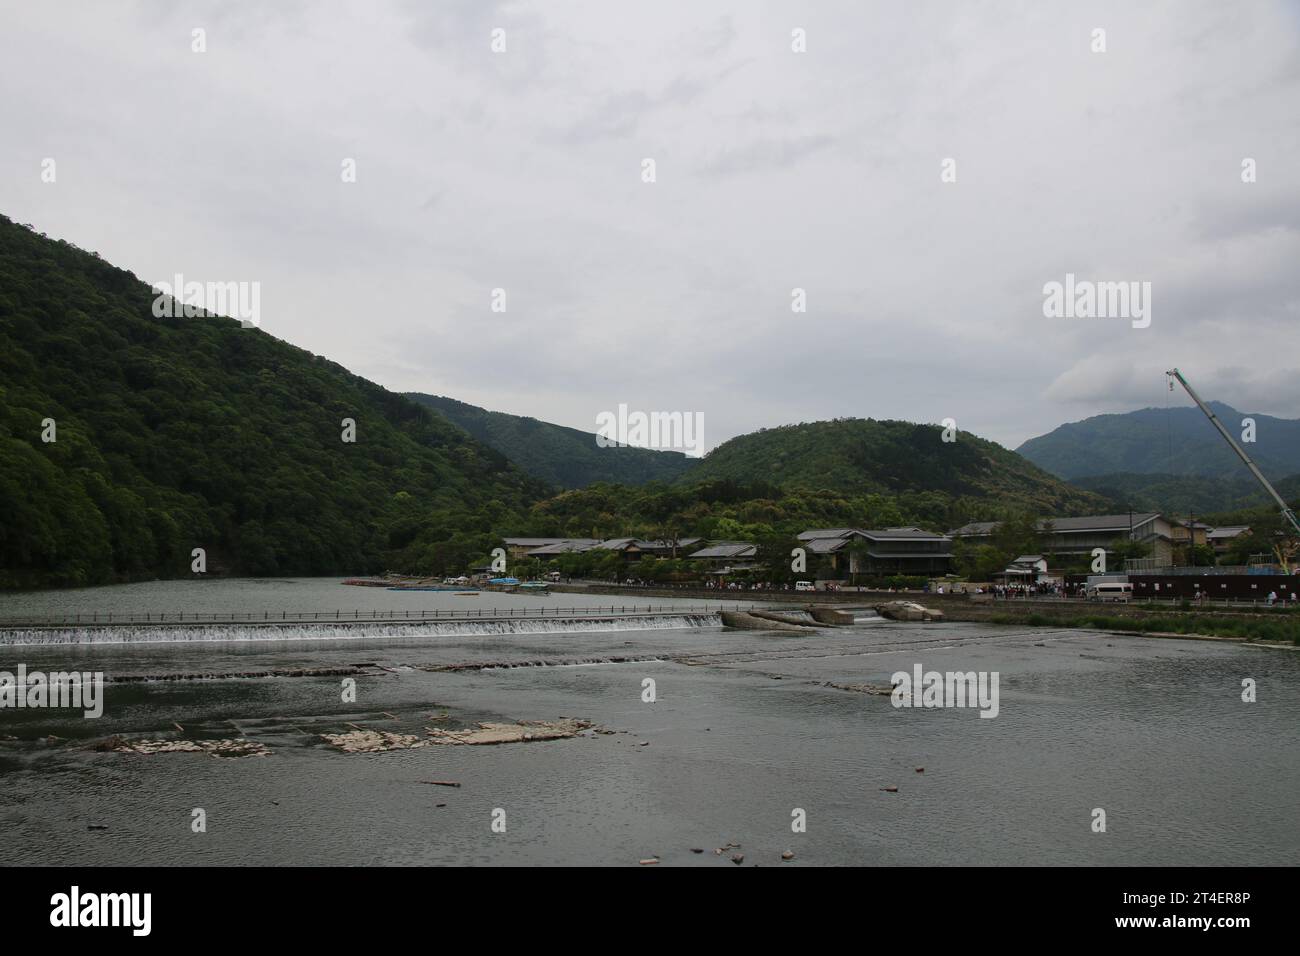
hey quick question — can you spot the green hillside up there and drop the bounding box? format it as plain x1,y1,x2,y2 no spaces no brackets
0,215,541,589
680,418,1107,516
1017,405,1300,480
1071,471,1300,515
407,393,694,489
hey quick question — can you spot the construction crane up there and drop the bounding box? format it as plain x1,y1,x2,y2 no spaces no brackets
1166,367,1300,541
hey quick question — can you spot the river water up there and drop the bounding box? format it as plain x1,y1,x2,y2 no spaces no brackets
1,579,1296,866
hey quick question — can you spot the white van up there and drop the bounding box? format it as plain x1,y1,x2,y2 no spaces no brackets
1088,582,1132,602
794,581,816,592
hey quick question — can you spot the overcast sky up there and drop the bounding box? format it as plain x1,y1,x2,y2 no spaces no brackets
3,0,1298,454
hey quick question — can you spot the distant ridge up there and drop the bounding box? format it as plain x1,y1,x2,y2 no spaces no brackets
406,393,695,489
1017,404,1300,480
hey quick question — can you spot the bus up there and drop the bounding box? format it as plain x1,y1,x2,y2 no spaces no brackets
1087,582,1133,602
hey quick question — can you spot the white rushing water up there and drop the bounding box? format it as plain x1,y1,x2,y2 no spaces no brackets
0,613,722,647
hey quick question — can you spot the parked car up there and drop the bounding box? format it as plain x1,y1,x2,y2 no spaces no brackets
795,580,816,592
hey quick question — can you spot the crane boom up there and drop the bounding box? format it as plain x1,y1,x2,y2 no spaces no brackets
1165,367,1300,537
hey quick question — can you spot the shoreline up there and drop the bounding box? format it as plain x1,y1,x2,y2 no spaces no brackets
553,583,1300,646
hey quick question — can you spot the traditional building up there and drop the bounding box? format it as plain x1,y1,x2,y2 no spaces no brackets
1171,518,1211,548
522,539,602,557
687,542,759,576
1206,525,1251,556
950,513,1174,566
590,537,702,561
502,538,574,559
797,528,952,578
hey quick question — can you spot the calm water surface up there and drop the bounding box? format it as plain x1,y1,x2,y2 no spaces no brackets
1,579,1296,866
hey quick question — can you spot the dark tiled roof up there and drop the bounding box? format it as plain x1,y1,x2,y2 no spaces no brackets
689,543,758,559
635,537,702,550
950,521,1000,536
859,528,948,541
527,539,601,555
952,514,1163,536
1206,525,1250,539
799,527,948,543
1042,513,1161,532
804,538,850,553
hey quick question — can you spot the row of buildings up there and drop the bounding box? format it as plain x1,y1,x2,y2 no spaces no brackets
505,513,1257,581
504,529,949,577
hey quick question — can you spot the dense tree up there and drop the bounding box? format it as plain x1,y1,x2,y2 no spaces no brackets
0,215,543,588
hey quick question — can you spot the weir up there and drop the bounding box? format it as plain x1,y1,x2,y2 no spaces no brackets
0,612,723,647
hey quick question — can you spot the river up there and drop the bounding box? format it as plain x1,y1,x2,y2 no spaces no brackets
1,578,1296,866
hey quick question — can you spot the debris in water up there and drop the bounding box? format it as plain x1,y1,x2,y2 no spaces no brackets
639,857,659,865
915,767,925,773
690,848,704,854
420,780,462,788
114,738,270,758
425,719,592,746
781,850,794,861
322,730,427,753
87,824,109,831
880,785,898,793
730,853,745,865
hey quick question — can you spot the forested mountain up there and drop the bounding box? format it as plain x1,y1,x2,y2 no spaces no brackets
679,418,1107,516
1071,472,1300,516
1,215,1138,592
1017,404,1300,480
0,215,543,588
407,393,694,489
